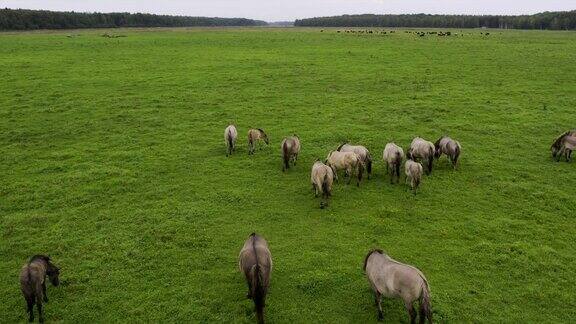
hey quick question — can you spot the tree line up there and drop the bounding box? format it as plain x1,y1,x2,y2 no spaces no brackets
294,11,576,30
0,8,268,30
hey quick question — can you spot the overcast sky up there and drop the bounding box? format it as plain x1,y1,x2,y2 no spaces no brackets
3,0,575,21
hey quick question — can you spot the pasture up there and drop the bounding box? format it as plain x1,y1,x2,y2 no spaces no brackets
1,27,575,322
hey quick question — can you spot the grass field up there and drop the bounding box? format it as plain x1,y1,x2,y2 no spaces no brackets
1,27,576,323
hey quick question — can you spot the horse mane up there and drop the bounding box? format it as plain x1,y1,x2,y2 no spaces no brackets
257,128,265,135
552,131,571,149
434,136,445,149
336,142,348,151
363,249,384,271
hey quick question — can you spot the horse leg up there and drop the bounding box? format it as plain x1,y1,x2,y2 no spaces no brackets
43,282,48,302
347,166,352,185
37,294,44,323
26,296,35,322
313,183,319,197
568,150,573,162
375,291,383,321
405,301,416,324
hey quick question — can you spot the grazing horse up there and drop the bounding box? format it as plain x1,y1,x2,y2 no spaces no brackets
434,136,461,169
281,136,301,171
409,137,435,175
239,233,272,324
383,143,404,184
311,160,334,208
364,249,432,323
20,255,60,323
225,125,238,156
248,129,269,155
551,130,576,162
326,151,364,186
405,153,423,193
337,143,373,179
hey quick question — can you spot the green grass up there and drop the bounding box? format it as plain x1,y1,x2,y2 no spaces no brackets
1,27,575,323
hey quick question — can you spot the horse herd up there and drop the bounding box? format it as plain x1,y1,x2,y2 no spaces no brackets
17,127,575,323
225,124,462,208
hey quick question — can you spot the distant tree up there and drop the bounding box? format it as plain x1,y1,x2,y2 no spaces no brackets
294,11,576,30
0,9,268,30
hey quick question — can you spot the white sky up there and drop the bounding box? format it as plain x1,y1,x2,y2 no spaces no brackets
2,0,575,22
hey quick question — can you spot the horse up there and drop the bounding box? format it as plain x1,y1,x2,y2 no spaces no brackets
20,255,60,323
281,136,301,171
405,152,423,193
383,143,404,184
239,233,272,324
311,160,334,208
248,129,269,155
337,143,373,179
551,130,576,162
409,137,435,175
325,151,364,186
364,249,432,323
225,125,238,156
434,136,461,169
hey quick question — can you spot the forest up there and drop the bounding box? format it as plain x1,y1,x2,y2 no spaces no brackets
294,11,576,30
0,8,267,30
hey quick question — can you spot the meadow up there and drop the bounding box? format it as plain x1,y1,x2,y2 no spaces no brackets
1,27,575,323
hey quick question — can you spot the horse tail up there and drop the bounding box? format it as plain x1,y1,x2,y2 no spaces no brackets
420,279,433,323
453,144,461,167
251,236,266,324
322,172,331,198
282,141,290,171
394,151,402,178
366,152,372,177
427,146,434,174
357,160,364,186
227,129,234,151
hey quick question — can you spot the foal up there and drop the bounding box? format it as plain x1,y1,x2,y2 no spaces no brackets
434,136,461,169
383,143,404,184
224,125,238,156
20,255,60,323
337,143,373,179
248,129,269,155
551,130,576,162
405,152,423,193
364,249,432,323
326,151,364,186
239,233,272,324
281,135,301,171
409,137,435,175
311,160,334,208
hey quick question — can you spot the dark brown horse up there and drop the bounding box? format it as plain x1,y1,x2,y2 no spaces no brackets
239,233,272,324
20,255,60,323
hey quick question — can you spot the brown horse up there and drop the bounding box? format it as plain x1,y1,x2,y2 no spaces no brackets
434,136,461,169
551,130,576,162
239,233,272,324
248,128,269,155
281,136,301,171
364,249,432,323
326,150,364,186
225,125,238,156
311,160,334,208
409,137,435,175
383,143,404,184
20,255,60,323
405,152,423,193
337,143,373,179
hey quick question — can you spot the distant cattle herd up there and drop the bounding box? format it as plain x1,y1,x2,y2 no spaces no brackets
16,121,574,324
324,29,492,37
